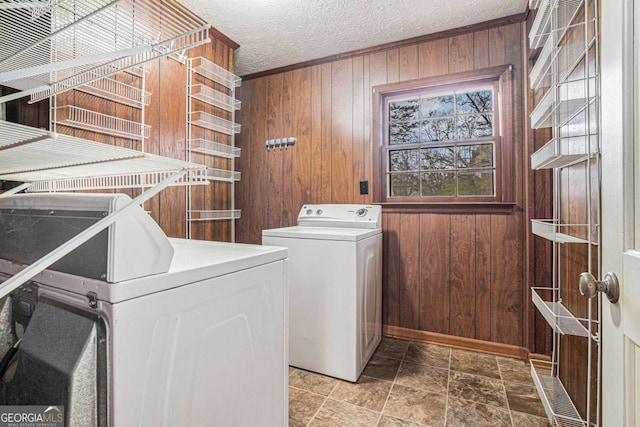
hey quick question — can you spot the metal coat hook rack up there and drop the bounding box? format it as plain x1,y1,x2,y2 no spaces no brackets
266,137,296,151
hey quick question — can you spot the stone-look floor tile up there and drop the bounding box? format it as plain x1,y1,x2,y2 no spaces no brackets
445,397,511,427
510,410,551,427
497,356,535,385
289,387,326,427
504,381,547,417
403,343,450,369
308,399,380,426
290,369,339,396
374,337,410,360
450,348,500,379
329,375,393,412
289,366,296,376
362,355,402,382
377,415,427,426
395,361,449,394
448,371,508,408
383,384,446,426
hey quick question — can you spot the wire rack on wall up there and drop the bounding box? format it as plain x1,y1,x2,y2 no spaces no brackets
185,56,242,242
0,0,211,103
528,0,600,426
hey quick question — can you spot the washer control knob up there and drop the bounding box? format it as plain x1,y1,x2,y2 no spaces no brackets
306,209,313,215
316,209,323,215
356,208,368,217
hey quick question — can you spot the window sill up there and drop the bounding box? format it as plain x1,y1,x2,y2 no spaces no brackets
375,201,517,214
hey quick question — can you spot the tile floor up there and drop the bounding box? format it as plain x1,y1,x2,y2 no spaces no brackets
288,338,551,427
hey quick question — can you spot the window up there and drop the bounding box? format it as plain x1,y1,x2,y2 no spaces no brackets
373,66,514,207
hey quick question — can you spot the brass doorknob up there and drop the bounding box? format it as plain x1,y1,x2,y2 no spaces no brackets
579,271,620,303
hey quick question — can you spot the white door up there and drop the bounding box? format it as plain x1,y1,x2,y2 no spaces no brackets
601,0,640,424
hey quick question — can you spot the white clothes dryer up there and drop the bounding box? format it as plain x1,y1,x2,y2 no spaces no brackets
262,204,382,382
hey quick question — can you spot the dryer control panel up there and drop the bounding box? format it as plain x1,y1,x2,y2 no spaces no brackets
297,204,382,229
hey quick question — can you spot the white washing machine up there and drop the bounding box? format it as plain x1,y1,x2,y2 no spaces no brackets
262,204,382,382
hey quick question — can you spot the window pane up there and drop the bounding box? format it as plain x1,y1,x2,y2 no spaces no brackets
456,144,494,168
422,118,455,142
389,99,420,122
420,147,455,170
421,95,454,118
389,121,421,145
456,114,493,139
421,172,456,196
456,90,493,113
458,171,494,196
389,149,419,171
390,173,419,197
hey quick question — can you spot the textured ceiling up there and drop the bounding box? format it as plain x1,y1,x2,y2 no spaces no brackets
180,0,528,77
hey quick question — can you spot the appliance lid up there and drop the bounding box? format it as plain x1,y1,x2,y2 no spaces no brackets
296,204,382,229
262,226,381,241
0,239,288,304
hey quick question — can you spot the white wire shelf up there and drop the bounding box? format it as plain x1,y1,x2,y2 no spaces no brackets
530,362,587,427
0,0,210,101
530,0,553,49
76,76,151,109
204,168,241,183
529,0,585,49
191,57,241,89
0,120,207,191
188,210,241,221
530,37,555,90
530,135,596,169
189,138,241,159
53,105,150,140
531,219,591,244
530,78,596,129
531,288,591,337
190,111,240,135
191,84,241,112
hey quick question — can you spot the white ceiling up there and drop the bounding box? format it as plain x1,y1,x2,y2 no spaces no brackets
181,0,529,77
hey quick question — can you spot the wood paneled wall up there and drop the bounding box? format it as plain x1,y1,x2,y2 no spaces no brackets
237,19,541,349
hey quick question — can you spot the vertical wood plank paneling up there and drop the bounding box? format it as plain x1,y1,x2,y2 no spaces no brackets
385,213,401,327
448,33,475,73
158,57,187,238
419,214,451,334
488,26,507,67
368,51,389,201
310,65,323,203
282,71,295,226
352,56,366,205
331,59,354,203
387,48,400,83
250,77,269,243
491,213,524,345
399,45,419,82
292,68,313,212
475,214,492,341
450,215,476,338
473,30,490,69
362,54,372,205
266,74,285,229
399,214,421,329
418,39,449,78
321,63,332,203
